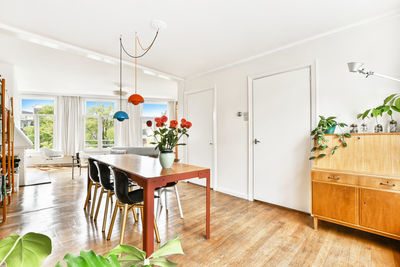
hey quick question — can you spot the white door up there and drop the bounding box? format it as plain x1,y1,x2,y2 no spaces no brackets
186,89,214,187
253,67,311,213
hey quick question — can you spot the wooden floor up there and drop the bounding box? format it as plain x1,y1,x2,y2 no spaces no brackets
0,167,399,266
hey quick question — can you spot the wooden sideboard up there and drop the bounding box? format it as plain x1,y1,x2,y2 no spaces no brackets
311,133,400,240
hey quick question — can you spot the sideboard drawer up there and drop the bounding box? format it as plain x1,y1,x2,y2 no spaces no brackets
312,171,358,186
359,176,400,192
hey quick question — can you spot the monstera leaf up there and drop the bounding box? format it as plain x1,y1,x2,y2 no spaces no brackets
0,232,52,267
106,235,184,267
55,250,121,267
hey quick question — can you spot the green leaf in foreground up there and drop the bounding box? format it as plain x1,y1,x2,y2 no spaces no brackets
59,250,121,267
0,232,52,267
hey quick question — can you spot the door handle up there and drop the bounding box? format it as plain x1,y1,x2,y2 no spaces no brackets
254,138,261,144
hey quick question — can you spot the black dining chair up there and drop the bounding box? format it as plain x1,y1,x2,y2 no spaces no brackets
94,161,124,232
72,152,82,179
107,167,160,244
83,158,102,218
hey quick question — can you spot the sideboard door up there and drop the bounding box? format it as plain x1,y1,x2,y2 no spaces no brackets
312,182,358,224
360,188,400,236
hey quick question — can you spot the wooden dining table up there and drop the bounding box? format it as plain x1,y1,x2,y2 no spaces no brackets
89,154,211,255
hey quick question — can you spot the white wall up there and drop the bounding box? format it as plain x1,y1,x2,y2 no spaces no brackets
184,15,400,200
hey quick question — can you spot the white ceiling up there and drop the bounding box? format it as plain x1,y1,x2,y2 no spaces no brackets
0,0,399,77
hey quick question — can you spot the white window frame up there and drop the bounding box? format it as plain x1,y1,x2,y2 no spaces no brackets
84,99,117,151
141,102,168,147
20,96,56,151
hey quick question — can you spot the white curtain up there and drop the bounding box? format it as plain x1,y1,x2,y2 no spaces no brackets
120,101,142,147
56,96,84,155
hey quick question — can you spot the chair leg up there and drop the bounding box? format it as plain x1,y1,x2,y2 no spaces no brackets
94,188,105,221
107,201,119,240
119,204,129,244
90,184,99,218
84,180,93,210
156,189,162,221
174,185,184,219
154,218,161,243
102,191,111,232
140,206,161,243
132,207,138,222
139,206,145,226
164,189,168,212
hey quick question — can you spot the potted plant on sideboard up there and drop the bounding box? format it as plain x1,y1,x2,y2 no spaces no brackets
309,116,351,160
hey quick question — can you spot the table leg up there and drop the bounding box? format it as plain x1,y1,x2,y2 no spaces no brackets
143,184,155,255
206,172,210,239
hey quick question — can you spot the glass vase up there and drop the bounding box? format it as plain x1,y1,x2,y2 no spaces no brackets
374,124,383,133
350,124,358,133
389,120,397,133
360,123,368,133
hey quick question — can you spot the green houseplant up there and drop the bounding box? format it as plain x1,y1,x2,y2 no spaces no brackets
309,116,351,160
0,232,184,267
146,116,192,169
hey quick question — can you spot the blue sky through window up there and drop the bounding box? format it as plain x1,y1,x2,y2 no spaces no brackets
22,99,54,113
142,103,167,117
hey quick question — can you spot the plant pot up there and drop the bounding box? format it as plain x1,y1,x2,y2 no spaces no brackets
324,125,336,134
159,151,175,169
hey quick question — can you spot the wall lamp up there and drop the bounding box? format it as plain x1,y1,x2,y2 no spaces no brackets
347,62,400,83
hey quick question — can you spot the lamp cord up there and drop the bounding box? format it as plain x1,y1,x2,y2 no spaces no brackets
119,38,123,109
120,30,159,59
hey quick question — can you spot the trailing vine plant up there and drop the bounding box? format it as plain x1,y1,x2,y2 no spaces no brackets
309,116,351,160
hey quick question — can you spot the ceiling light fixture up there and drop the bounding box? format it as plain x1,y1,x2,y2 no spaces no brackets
347,62,400,83
121,19,166,105
158,74,171,80
143,69,156,76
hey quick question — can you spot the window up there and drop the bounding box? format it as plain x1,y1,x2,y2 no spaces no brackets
20,98,55,150
85,101,115,149
142,103,168,147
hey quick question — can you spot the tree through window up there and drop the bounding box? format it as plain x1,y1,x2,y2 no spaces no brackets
20,99,55,149
85,101,115,149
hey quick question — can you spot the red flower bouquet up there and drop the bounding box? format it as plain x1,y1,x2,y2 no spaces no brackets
146,116,192,153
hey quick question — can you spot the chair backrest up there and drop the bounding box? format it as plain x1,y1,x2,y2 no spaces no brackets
76,153,81,165
94,161,113,191
111,168,134,204
88,158,99,183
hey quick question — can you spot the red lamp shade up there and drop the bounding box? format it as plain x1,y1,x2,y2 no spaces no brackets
128,94,144,105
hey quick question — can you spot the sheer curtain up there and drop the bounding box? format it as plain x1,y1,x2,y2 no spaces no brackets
56,96,84,155
120,101,142,147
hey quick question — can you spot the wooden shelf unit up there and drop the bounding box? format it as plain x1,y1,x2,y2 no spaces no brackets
0,78,15,224
311,133,400,240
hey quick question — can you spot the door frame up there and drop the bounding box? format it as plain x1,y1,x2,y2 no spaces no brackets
247,61,318,201
184,86,218,189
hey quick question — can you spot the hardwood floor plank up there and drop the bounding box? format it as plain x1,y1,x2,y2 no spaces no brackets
0,167,398,266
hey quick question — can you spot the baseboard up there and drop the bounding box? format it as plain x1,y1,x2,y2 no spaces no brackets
215,187,248,200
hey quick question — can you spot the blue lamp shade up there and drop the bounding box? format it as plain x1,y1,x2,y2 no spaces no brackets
113,111,129,121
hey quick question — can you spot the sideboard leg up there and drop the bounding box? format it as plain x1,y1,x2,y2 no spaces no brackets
313,217,318,230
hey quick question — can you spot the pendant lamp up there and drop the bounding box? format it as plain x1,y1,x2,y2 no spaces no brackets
128,32,144,105
119,22,163,105
113,38,129,121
